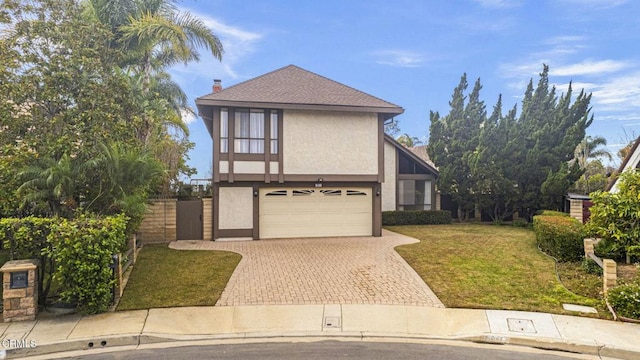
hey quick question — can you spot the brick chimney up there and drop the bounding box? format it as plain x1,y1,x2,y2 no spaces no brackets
213,79,222,93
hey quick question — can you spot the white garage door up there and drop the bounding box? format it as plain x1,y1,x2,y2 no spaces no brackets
259,187,372,239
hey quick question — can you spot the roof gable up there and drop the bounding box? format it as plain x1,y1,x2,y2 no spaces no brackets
607,136,640,192
384,134,438,176
196,65,403,115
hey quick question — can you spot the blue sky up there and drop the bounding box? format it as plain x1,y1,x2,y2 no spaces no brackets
171,0,640,178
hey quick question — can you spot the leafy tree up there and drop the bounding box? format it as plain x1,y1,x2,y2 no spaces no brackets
587,170,640,264
569,160,611,194
384,118,401,136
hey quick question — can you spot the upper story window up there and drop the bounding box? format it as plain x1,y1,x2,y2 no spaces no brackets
270,110,278,154
220,108,229,153
235,109,265,154
219,108,279,155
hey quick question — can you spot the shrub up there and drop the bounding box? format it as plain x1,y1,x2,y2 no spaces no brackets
46,213,129,314
536,210,570,217
607,283,640,320
512,219,529,228
533,215,585,262
0,217,57,305
581,257,603,275
382,210,452,226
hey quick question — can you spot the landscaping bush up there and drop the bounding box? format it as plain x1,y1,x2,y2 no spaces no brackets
536,210,570,217
512,219,529,228
533,215,585,262
607,283,640,320
382,210,451,226
0,217,57,305
45,213,129,314
581,257,603,275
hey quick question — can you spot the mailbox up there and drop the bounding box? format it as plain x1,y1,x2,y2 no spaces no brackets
10,271,28,289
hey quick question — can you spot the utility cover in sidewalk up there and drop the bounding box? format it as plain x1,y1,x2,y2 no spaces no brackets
507,318,536,333
324,316,341,328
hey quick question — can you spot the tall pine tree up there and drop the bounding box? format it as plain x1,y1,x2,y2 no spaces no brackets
429,65,593,221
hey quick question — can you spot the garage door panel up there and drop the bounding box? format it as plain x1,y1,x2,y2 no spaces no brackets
259,187,372,239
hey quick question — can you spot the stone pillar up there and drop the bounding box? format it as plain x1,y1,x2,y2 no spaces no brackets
1,259,39,322
584,238,595,256
603,259,617,294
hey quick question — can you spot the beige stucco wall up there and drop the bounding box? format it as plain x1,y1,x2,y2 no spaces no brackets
219,161,229,174
382,141,396,211
219,187,253,229
234,161,265,174
283,110,378,175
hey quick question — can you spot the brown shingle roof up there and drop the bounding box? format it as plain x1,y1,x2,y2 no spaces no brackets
196,65,403,114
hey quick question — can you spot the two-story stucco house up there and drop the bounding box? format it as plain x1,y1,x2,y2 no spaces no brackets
195,65,438,240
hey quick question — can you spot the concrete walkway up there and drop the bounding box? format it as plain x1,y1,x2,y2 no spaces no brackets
2,305,640,359
170,230,444,307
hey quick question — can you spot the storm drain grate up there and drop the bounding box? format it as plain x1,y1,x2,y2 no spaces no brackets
324,316,341,328
507,318,536,333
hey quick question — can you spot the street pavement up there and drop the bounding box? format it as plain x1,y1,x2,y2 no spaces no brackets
1,304,639,359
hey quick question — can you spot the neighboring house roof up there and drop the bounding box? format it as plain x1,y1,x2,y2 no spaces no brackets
407,144,437,169
195,65,404,118
384,134,439,176
606,136,640,192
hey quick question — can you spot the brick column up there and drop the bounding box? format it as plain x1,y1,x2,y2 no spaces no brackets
1,259,39,322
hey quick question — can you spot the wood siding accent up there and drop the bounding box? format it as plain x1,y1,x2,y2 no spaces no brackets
203,198,213,240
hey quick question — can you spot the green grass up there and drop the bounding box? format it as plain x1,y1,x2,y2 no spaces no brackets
117,244,241,311
390,224,606,317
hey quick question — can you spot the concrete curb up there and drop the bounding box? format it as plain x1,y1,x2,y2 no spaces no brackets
6,331,640,360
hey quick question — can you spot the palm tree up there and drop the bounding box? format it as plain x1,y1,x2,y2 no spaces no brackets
87,0,223,92
573,136,613,193
17,154,82,216
84,142,167,231
574,135,613,169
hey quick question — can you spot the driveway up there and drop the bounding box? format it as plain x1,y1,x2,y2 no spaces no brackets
169,230,444,307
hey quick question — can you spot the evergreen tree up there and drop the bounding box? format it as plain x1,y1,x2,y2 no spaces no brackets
429,75,485,220
429,65,593,221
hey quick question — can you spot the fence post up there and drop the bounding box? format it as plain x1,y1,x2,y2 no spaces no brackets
583,238,595,257
603,259,617,294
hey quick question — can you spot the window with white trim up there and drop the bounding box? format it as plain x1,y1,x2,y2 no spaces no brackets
220,108,228,153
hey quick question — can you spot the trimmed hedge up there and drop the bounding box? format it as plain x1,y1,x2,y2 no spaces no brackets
607,283,640,320
0,214,129,314
536,210,570,217
382,210,452,226
533,215,585,262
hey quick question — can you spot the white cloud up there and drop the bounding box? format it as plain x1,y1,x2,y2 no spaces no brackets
373,50,424,68
551,60,630,76
181,110,197,125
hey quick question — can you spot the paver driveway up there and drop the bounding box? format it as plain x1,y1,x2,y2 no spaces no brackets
169,230,444,307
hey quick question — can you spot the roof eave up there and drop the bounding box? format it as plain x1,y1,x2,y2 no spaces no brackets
195,98,404,118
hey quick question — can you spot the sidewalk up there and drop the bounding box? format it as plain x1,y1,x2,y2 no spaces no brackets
1,305,639,359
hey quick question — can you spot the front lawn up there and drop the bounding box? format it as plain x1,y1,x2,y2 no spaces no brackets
391,224,606,316
117,244,241,311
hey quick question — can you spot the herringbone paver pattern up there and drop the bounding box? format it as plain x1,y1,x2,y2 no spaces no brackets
169,230,444,307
